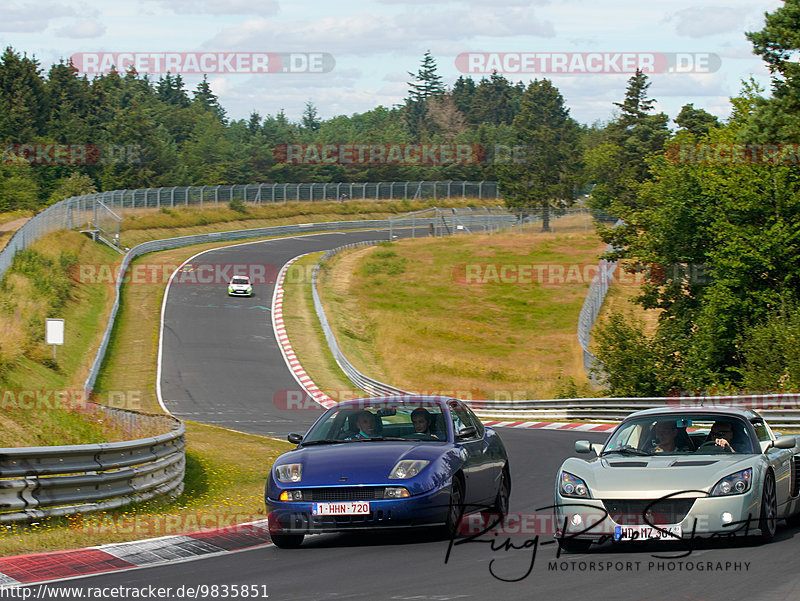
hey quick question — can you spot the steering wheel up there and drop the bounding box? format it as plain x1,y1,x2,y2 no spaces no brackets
697,440,734,453
402,432,438,441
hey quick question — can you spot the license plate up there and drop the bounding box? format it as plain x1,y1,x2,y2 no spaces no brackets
312,502,370,516
614,525,682,541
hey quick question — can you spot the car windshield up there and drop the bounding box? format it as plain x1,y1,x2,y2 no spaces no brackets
231,277,249,284
302,401,449,443
602,414,756,455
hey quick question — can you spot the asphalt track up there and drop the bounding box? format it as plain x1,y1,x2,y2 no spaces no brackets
33,228,800,601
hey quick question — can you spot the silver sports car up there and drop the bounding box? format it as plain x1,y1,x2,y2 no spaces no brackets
554,407,800,552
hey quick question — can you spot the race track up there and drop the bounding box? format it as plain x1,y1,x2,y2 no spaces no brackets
32,229,800,601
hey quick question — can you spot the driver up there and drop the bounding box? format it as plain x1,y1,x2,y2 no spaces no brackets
708,421,737,452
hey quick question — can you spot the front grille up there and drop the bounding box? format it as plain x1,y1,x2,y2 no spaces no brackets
301,487,385,501
603,499,695,525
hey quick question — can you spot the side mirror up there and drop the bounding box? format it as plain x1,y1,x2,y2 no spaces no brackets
457,426,477,439
773,436,797,450
575,440,592,453
287,433,303,444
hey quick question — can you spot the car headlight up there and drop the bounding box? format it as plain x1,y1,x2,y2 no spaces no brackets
559,471,591,498
389,460,429,479
711,468,752,496
275,463,302,483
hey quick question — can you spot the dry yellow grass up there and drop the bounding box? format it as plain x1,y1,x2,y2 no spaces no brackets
317,215,607,400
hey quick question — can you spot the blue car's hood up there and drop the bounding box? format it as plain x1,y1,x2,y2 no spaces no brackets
278,441,451,486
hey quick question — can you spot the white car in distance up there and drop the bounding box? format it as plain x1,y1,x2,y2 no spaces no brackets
227,275,253,297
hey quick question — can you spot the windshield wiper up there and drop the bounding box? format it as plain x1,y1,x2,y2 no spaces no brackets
350,436,408,442
600,445,651,457
300,439,346,446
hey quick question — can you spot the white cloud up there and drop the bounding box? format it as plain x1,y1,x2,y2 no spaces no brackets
202,8,554,55
150,0,279,16
1,2,74,33
55,19,106,39
671,6,745,38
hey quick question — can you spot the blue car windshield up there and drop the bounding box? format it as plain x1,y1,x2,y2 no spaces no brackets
303,402,449,443
603,414,756,455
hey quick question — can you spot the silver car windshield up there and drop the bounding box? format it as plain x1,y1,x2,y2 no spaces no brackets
231,277,249,285
603,415,756,455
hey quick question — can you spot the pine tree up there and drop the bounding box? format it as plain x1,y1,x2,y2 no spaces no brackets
192,75,226,123
301,101,321,132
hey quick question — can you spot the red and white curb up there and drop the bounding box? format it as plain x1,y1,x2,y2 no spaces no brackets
271,253,337,410
0,521,272,586
482,420,616,432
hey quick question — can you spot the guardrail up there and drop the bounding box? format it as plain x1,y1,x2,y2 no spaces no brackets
469,395,800,430
0,407,184,523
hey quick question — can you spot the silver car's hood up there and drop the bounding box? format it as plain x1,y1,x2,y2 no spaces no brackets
561,454,757,498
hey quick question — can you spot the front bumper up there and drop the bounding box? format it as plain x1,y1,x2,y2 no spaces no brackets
266,486,451,534
553,490,763,542
228,288,253,296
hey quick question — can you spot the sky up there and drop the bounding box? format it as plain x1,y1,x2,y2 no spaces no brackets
0,0,785,127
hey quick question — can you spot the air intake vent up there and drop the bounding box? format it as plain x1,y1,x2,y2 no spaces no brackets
791,457,800,498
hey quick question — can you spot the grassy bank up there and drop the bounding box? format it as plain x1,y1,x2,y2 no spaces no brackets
314,213,607,400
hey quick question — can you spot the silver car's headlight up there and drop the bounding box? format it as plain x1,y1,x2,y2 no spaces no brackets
275,463,303,483
389,460,429,479
559,471,591,498
711,468,752,496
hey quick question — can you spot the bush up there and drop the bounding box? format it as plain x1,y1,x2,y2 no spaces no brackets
229,198,247,213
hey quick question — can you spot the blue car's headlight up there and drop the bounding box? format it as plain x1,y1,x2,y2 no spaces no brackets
276,463,302,483
389,460,429,479
559,471,591,498
711,468,752,496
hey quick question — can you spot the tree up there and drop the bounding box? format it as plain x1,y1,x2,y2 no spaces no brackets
301,101,321,133
404,51,445,139
498,79,581,230
0,47,48,143
675,103,720,136
192,75,226,123
586,69,669,211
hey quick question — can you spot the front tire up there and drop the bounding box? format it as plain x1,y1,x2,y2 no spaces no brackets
482,467,510,523
271,533,304,549
444,477,465,538
757,471,778,543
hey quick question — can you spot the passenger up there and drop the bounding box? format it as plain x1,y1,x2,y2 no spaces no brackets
652,420,690,453
411,408,439,438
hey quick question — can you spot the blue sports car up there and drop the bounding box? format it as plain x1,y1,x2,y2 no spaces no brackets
265,396,510,548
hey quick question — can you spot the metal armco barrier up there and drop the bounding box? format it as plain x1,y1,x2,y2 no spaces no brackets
468,395,800,430
0,407,184,523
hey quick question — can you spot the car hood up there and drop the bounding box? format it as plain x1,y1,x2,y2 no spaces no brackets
276,442,450,487
561,454,757,498
229,283,251,289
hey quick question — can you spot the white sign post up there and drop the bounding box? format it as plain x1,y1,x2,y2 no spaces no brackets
45,319,65,362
